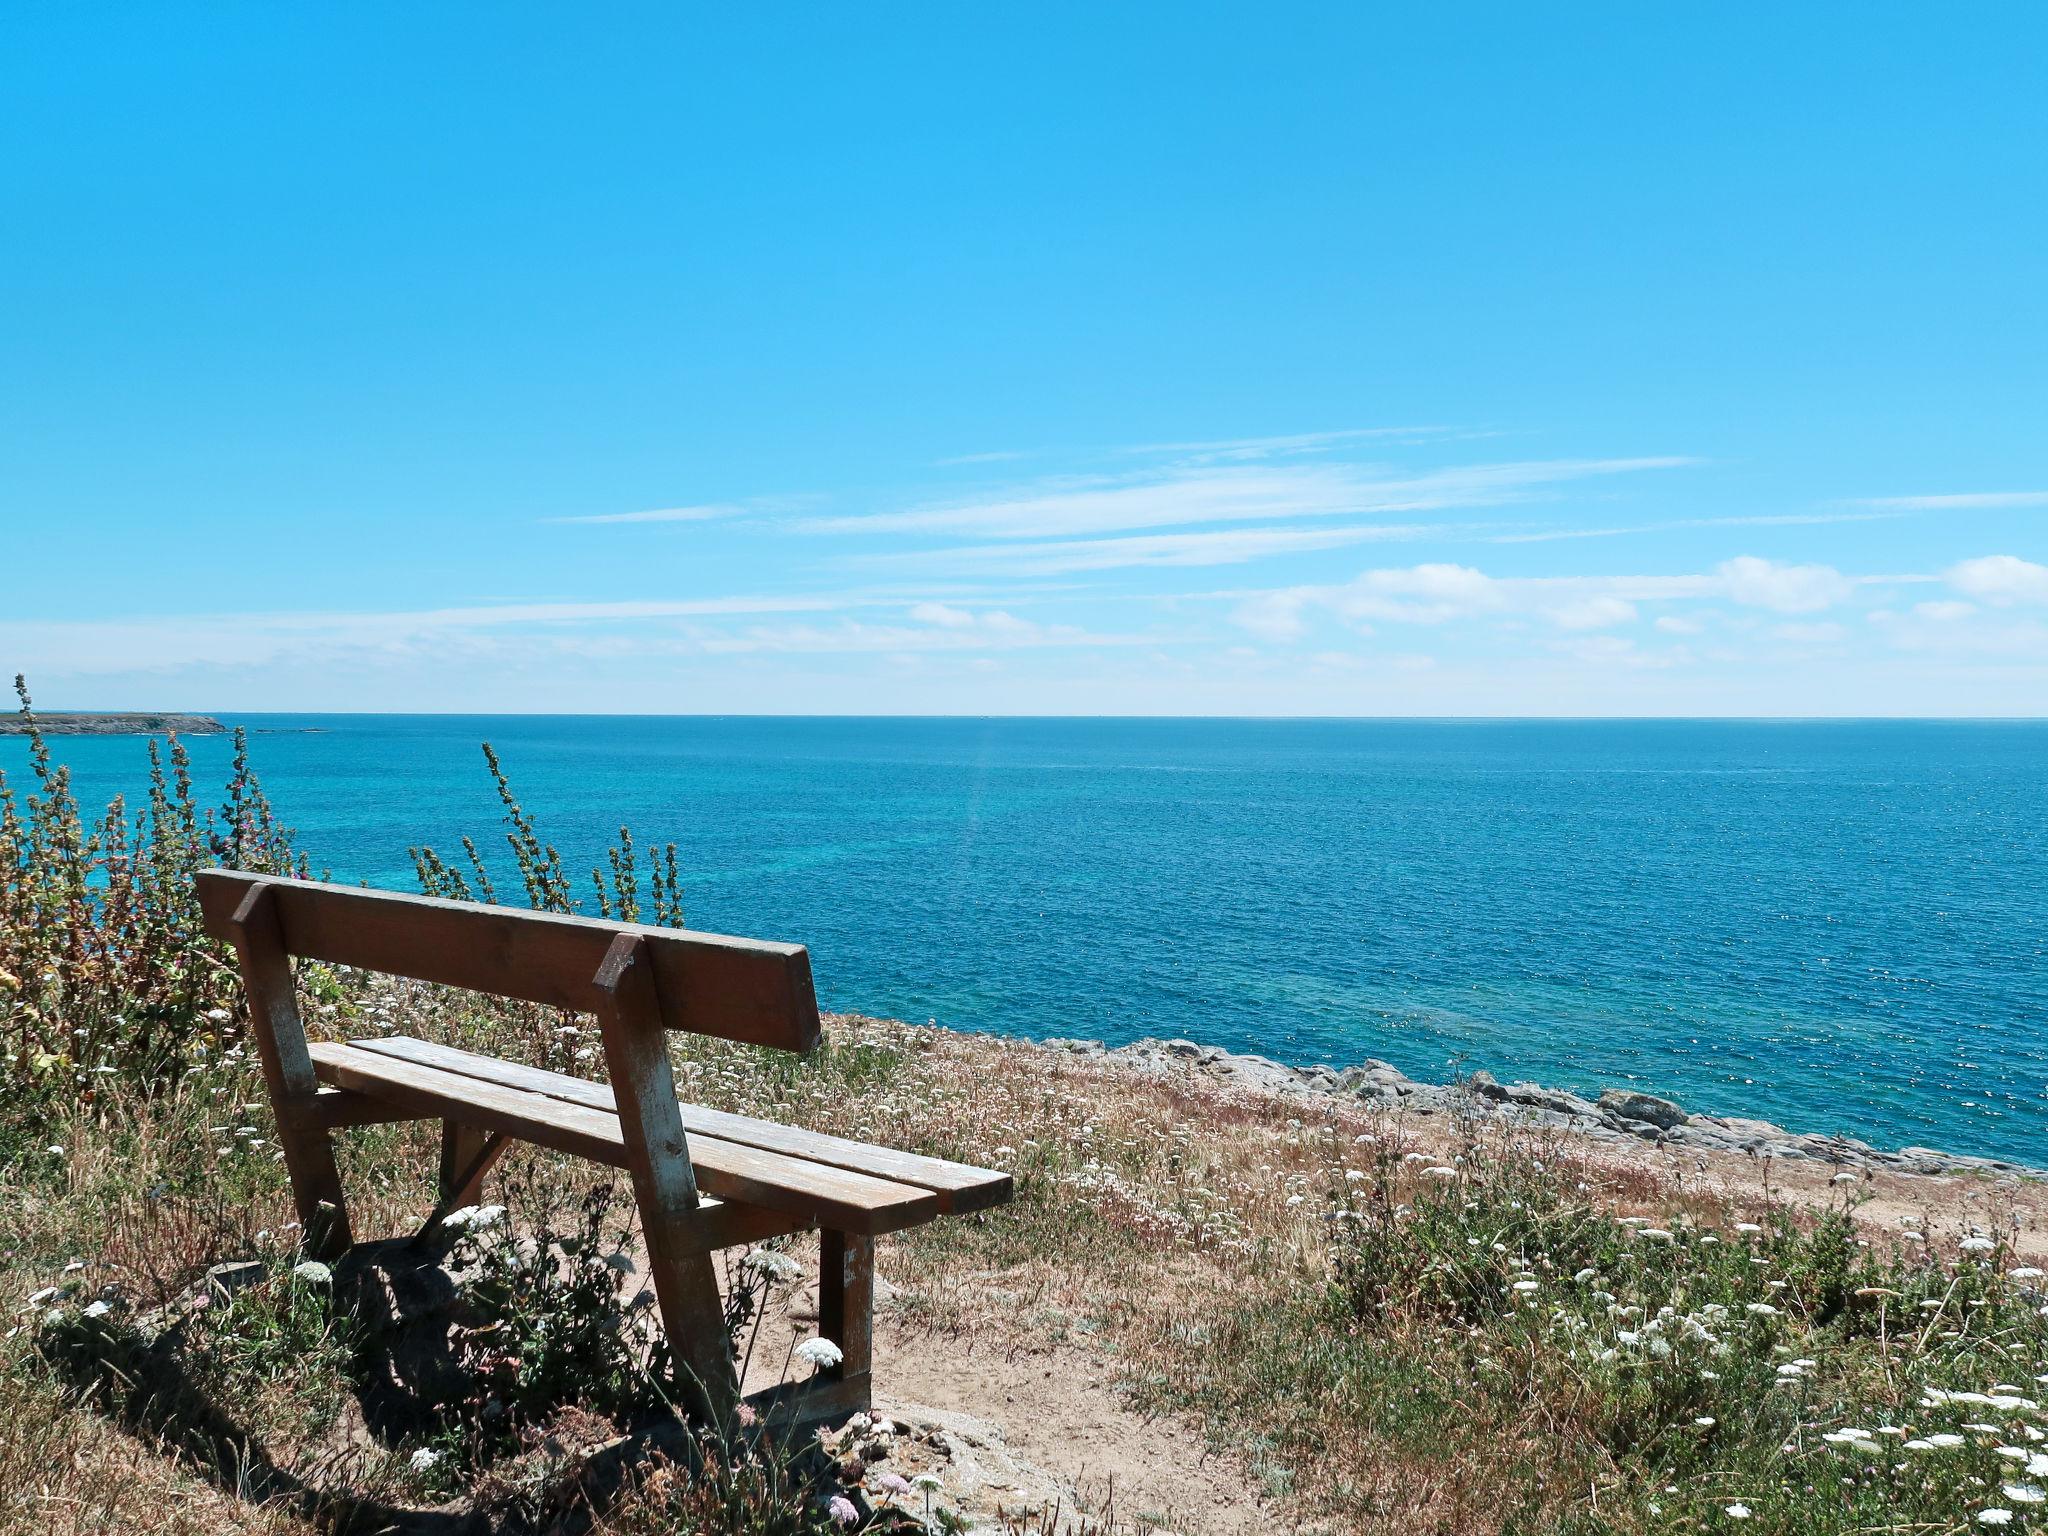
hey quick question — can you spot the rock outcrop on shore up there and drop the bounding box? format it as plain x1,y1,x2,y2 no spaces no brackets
1,711,224,735
1043,1035,2039,1180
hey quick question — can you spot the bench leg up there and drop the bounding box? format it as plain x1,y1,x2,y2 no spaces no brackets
645,1214,742,1421
817,1230,874,1410
275,1119,355,1262
438,1119,495,1204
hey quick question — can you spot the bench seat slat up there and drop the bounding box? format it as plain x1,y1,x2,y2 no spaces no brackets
307,1042,946,1235
356,1035,1012,1215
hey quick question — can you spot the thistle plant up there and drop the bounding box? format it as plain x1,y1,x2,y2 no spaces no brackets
1,676,303,1114
411,741,686,927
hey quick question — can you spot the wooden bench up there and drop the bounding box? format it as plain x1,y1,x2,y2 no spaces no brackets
194,869,1011,1422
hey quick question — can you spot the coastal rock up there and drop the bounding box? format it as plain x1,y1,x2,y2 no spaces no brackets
0,711,224,736
1597,1089,1689,1132
1030,1035,2035,1179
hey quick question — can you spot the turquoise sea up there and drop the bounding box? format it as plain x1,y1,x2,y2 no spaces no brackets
8,716,2044,1164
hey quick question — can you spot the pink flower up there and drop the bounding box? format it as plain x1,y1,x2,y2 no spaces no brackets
828,1493,859,1526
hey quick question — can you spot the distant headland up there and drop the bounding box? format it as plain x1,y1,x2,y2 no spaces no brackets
1,711,225,736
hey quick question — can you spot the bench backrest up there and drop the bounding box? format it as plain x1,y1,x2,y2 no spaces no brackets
194,869,821,1052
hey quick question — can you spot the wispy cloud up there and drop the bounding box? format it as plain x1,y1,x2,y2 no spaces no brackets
548,493,820,525
1491,509,1908,544
859,522,1447,576
933,449,1039,466
1116,426,1462,462
547,504,743,525
1853,491,2048,510
803,456,1695,541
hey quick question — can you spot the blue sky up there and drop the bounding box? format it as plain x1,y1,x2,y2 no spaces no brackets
4,4,2044,715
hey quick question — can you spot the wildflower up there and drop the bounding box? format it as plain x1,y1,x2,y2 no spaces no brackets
292,1260,333,1285
2004,1486,2045,1506
440,1203,505,1233
1977,1511,2013,1527
1746,1303,1780,1316
1734,1222,1763,1234
1512,1280,1540,1292
794,1337,844,1370
912,1473,943,1491
2011,1267,2044,1280
1695,1416,1717,1427
876,1473,913,1496
1574,1268,1599,1284
744,1248,803,1282
1961,1236,1996,1253
827,1495,859,1526
1724,1503,1752,1519
45,1145,65,1157
410,1447,440,1472
82,1299,110,1318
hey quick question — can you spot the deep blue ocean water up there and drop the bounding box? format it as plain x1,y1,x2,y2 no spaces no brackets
8,716,2044,1164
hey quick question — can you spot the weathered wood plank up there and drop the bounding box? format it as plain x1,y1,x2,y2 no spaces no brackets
194,870,821,1052
310,1042,634,1166
594,931,738,1418
355,1036,1013,1213
307,1043,946,1234
223,884,353,1259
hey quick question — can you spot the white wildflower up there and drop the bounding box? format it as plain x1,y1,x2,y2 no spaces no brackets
1977,1511,2012,1527
292,1260,333,1285
1724,1503,1752,1520
2003,1485,2044,1506
82,1299,111,1318
794,1337,843,1370
743,1248,803,1282
410,1447,441,1472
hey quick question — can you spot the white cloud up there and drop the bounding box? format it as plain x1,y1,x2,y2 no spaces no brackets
1545,597,1638,631
1715,556,1853,613
1912,600,1977,622
1948,554,2048,604
909,601,976,627
1223,556,1890,643
1773,622,1846,644
1333,564,1507,625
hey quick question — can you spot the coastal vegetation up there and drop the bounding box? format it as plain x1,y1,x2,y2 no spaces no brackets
3,683,2043,1534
